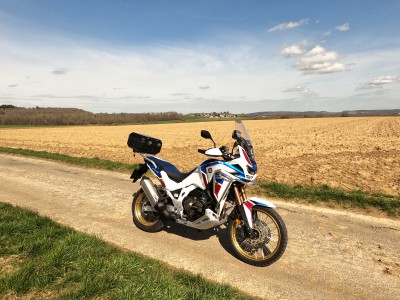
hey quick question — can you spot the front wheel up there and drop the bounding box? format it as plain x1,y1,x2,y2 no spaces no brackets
132,189,165,232
228,206,287,267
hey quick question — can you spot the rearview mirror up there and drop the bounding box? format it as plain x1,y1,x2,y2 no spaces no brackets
201,130,216,148
201,130,212,140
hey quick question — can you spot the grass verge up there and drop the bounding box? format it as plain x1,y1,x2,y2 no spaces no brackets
1,146,399,217
0,202,252,299
0,146,135,172
257,182,400,217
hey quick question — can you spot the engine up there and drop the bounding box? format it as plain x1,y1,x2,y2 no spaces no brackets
182,189,209,221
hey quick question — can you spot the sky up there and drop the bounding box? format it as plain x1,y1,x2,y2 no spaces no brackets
0,0,399,113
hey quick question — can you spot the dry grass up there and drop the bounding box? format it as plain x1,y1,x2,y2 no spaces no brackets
1,117,399,195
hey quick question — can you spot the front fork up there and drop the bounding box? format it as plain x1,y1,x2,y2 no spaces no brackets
233,185,254,233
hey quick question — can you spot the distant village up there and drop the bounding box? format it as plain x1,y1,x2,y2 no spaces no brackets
187,109,400,119
187,112,238,118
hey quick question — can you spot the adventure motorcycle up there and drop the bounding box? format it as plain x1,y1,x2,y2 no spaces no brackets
127,120,287,266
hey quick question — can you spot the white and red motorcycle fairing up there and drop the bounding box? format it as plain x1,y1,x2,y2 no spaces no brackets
129,120,287,266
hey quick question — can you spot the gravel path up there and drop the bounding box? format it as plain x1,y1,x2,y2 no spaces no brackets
1,154,399,299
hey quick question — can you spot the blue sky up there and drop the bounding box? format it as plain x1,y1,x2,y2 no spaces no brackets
1,0,399,113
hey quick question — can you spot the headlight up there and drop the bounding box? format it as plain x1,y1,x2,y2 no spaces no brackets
247,165,256,175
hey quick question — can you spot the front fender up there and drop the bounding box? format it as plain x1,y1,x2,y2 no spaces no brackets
239,197,276,229
247,197,276,208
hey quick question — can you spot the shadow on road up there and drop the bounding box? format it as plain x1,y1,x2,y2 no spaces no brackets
162,222,237,258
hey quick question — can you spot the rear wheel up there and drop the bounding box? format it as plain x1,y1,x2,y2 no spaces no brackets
132,189,164,232
229,206,287,266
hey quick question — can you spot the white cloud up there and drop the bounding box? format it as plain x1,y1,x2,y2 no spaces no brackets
356,75,400,90
280,45,304,57
279,40,310,57
283,85,319,98
0,28,300,112
305,45,328,56
296,46,348,74
280,44,349,75
335,23,350,31
268,19,309,32
303,62,348,74
1,16,398,113
323,23,350,37
283,86,307,93
52,68,69,75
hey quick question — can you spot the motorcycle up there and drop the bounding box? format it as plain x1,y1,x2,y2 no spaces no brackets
127,120,287,266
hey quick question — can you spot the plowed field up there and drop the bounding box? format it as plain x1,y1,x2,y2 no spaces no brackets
1,117,399,195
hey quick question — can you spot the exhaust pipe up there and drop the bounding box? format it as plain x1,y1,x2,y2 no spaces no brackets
140,176,159,206
140,176,173,219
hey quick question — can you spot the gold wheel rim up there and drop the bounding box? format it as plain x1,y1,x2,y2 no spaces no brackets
231,207,281,262
135,192,159,226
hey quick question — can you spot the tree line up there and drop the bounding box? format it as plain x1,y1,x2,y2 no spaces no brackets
0,105,182,126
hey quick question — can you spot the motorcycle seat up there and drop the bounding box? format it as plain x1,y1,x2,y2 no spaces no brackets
149,157,196,182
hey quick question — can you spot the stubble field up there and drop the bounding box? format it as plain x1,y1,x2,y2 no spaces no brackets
1,117,399,195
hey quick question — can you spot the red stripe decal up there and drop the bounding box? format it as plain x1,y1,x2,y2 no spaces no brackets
242,148,251,165
215,182,221,197
244,201,254,210
202,173,208,187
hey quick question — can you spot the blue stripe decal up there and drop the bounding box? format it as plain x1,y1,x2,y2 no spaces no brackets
249,200,264,207
145,158,161,178
222,162,243,174
248,199,274,207
199,160,250,182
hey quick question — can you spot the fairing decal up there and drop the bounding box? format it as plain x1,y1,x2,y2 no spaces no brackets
247,197,276,208
201,172,208,187
200,160,249,182
241,201,254,229
214,173,224,198
215,182,221,197
240,147,252,165
145,158,162,178
240,197,277,229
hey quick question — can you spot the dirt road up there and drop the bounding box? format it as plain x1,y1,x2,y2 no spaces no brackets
1,154,399,299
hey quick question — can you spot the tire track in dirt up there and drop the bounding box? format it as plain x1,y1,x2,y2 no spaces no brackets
1,154,399,300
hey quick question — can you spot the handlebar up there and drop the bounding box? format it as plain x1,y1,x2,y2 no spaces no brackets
220,146,236,160
198,147,234,161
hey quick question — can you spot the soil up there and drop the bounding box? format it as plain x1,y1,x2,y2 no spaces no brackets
1,117,399,195
1,154,399,300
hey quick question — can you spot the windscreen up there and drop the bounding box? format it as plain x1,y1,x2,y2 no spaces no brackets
235,120,252,146
235,120,256,166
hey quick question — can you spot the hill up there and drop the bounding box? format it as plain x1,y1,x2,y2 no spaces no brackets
0,106,181,126
1,105,399,126
250,109,400,119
